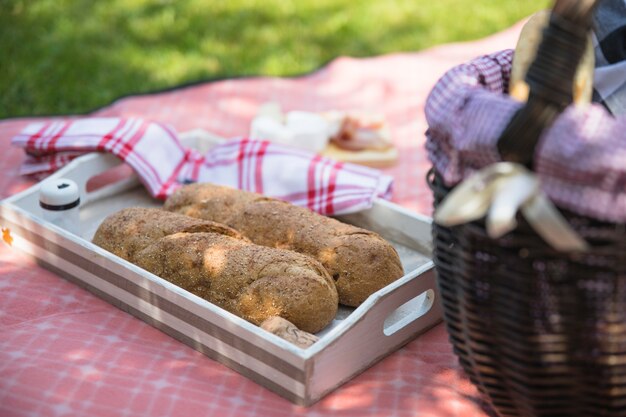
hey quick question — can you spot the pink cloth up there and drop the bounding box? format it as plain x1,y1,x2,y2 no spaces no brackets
0,21,526,417
11,118,391,215
426,49,626,222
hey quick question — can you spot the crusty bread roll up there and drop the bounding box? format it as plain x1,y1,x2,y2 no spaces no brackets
163,184,405,307
261,316,319,348
93,208,338,333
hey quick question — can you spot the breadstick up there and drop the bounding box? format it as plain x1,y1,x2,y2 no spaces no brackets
164,184,404,307
93,208,338,333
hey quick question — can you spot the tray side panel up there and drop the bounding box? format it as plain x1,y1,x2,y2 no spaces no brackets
305,267,443,405
1,204,311,405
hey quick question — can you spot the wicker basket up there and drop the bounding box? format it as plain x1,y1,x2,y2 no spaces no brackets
428,1,626,416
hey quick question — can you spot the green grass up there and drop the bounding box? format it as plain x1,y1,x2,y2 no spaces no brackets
1,0,550,118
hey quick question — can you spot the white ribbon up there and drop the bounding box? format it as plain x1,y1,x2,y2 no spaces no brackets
434,163,589,252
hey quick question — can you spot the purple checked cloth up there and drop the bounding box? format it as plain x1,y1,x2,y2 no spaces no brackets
425,47,626,222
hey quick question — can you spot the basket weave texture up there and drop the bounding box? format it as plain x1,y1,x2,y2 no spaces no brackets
429,170,626,417
427,1,626,416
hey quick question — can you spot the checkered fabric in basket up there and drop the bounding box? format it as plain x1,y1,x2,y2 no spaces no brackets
425,48,626,222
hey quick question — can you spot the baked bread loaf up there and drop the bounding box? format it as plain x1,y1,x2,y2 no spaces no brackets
93,208,338,333
260,316,319,349
163,184,405,307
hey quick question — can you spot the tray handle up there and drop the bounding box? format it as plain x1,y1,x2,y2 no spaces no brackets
375,265,442,338
42,129,226,204
42,152,140,205
314,263,441,354
308,265,441,399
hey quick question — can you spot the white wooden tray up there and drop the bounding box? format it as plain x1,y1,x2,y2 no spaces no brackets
0,142,441,406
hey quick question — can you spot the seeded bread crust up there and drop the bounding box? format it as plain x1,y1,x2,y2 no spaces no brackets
164,184,404,307
93,207,338,333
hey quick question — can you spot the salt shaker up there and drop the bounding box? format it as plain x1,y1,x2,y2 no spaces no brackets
39,178,81,235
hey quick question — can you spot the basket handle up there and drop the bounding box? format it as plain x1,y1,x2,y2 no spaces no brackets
497,0,599,165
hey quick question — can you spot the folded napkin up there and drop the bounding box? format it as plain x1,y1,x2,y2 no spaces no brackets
11,118,393,215
592,0,626,116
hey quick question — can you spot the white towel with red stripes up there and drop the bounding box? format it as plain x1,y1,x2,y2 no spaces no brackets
11,117,393,215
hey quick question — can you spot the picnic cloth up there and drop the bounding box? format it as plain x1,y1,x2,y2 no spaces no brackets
10,118,392,215
0,21,525,417
427,3,626,223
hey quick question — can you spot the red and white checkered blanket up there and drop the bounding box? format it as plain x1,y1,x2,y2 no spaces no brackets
426,49,626,223
11,118,392,215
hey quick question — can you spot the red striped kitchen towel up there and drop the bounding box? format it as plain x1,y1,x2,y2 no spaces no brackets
11,118,393,215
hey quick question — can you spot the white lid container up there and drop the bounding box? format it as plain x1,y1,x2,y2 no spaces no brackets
39,178,81,235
